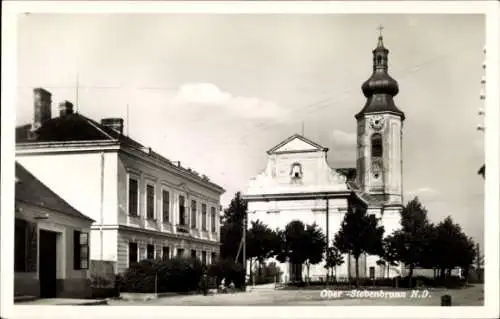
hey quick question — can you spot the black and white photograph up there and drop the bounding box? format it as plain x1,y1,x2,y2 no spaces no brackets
1,1,499,319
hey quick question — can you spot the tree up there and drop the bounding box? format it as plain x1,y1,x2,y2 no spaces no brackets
220,192,248,261
246,220,279,279
303,223,326,281
334,202,384,287
275,220,326,282
431,216,476,280
325,245,344,280
391,197,433,286
377,234,400,278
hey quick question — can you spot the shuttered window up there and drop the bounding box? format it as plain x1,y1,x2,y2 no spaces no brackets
74,231,89,270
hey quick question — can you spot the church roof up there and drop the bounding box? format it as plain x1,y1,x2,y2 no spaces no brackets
267,134,328,155
346,180,386,208
15,162,94,222
356,35,405,120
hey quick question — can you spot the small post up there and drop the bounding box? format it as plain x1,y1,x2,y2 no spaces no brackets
441,294,452,306
155,272,158,294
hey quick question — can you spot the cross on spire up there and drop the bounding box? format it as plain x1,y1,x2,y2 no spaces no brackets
377,24,384,37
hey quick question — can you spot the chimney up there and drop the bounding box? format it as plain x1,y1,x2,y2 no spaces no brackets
101,118,124,135
33,88,52,130
59,100,74,117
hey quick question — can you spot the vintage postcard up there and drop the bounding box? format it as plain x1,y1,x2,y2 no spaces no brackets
1,1,498,319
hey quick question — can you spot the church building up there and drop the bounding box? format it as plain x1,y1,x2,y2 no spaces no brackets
243,33,405,282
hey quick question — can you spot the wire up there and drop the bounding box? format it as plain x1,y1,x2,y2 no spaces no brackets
253,44,478,133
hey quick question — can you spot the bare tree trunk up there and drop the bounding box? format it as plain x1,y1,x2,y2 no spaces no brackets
355,257,360,288
408,266,414,289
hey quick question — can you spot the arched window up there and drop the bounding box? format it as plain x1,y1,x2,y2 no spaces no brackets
377,55,382,65
290,162,303,179
371,133,383,157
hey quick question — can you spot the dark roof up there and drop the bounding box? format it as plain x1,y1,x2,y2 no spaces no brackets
335,168,357,182
16,112,224,192
346,180,386,207
16,113,144,149
356,35,405,120
15,162,94,222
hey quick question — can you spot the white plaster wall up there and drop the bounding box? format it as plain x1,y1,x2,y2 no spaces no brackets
16,202,92,281
17,152,119,225
117,151,221,242
90,229,118,261
247,198,353,281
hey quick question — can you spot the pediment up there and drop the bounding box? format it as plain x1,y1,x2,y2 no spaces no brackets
267,134,327,154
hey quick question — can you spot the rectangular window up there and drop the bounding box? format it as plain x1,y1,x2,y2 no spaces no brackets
177,248,184,257
202,204,207,231
14,219,27,272
162,190,170,223
146,184,155,219
191,249,197,259
211,252,217,264
191,200,197,229
162,246,170,260
210,207,216,233
74,231,89,270
147,244,155,260
128,178,139,216
179,195,186,226
129,242,138,266
201,251,207,264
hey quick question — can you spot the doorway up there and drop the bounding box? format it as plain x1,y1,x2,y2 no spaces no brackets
39,229,58,298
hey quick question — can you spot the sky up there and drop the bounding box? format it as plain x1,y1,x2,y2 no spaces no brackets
16,14,485,244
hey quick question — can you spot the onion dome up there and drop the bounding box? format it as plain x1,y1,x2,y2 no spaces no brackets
356,34,405,120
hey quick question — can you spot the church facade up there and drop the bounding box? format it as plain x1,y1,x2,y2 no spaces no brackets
243,34,405,282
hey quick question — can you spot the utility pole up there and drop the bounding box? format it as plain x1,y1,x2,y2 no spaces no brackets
75,72,80,113
478,46,486,178
325,196,330,281
242,210,247,285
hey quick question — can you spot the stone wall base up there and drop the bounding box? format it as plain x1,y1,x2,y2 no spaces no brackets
56,278,92,298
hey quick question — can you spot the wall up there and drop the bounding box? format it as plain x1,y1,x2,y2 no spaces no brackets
14,202,92,298
16,151,119,225
247,197,352,281
117,150,221,243
116,228,219,273
90,228,118,261
356,114,403,206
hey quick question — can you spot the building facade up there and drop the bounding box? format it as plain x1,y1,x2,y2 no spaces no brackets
16,90,224,274
244,34,405,282
15,162,94,298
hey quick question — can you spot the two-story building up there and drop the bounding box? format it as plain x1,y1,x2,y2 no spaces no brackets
16,88,225,274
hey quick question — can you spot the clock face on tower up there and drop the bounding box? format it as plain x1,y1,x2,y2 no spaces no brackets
369,115,385,131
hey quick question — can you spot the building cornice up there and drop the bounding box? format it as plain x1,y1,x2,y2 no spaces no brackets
119,146,225,195
243,190,353,202
16,140,121,155
116,224,220,246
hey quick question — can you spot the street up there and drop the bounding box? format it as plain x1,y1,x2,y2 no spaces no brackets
107,284,484,306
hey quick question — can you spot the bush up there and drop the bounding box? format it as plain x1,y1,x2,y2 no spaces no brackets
252,261,283,285
117,257,207,293
208,258,245,289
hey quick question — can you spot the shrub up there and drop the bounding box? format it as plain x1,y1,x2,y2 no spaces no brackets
252,261,283,285
208,258,245,289
117,257,207,293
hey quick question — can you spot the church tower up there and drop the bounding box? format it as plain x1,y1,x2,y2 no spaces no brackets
355,31,405,209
